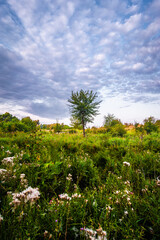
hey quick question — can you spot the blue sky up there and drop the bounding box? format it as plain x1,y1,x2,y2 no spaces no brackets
0,0,160,126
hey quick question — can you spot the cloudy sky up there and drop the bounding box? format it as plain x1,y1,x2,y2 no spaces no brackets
0,0,160,126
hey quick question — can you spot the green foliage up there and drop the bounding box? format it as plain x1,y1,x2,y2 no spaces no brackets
0,128,160,239
0,113,38,133
70,116,82,129
54,122,62,133
21,117,37,132
104,113,115,127
0,112,19,122
143,116,158,134
68,89,102,136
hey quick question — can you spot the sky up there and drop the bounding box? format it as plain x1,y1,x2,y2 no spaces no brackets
0,0,160,127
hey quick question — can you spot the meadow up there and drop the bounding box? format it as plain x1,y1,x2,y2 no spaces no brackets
0,130,160,239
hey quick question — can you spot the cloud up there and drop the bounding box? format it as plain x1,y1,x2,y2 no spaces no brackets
0,0,159,122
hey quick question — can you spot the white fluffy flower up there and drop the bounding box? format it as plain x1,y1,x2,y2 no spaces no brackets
0,214,3,222
123,162,130,167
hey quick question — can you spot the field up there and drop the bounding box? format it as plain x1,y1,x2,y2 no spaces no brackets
0,130,160,239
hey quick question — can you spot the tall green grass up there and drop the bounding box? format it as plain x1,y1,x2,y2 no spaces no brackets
0,131,160,239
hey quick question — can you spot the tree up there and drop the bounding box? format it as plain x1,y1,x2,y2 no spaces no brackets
143,116,158,134
70,116,82,130
68,89,102,137
0,112,19,122
21,117,37,132
104,113,115,127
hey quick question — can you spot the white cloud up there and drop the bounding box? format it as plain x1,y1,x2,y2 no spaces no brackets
0,0,159,123
94,54,105,61
132,62,144,70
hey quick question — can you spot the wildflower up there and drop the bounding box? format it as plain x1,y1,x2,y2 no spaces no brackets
59,193,71,201
44,230,48,237
20,174,25,179
6,150,12,154
1,146,4,150
106,205,113,213
141,188,147,193
118,176,122,179
156,176,160,187
123,161,130,167
124,210,128,216
115,199,119,204
124,180,130,186
66,173,72,181
10,186,40,209
136,169,141,173
96,227,107,240
115,190,120,195
55,219,58,222
85,228,97,237
49,234,52,239
0,169,7,175
2,156,15,166
72,193,81,198
124,189,129,194
0,214,3,222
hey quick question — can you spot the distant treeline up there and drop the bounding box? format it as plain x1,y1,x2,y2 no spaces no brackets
0,112,159,135
0,112,39,132
0,112,71,133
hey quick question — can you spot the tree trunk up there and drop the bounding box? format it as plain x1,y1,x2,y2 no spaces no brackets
83,124,85,137
82,118,85,137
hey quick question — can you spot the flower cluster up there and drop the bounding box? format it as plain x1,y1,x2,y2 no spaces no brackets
81,227,107,240
59,193,71,201
114,188,133,206
0,168,7,175
58,192,82,201
6,150,12,155
20,173,28,188
44,230,52,239
0,168,16,183
106,205,114,214
10,186,40,210
66,173,72,181
72,193,82,198
2,157,15,166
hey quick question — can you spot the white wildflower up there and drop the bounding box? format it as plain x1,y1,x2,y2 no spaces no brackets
124,210,128,216
0,169,7,175
66,173,72,181
5,150,12,154
115,190,120,195
59,193,71,201
117,176,122,179
156,176,160,186
10,186,40,209
0,214,3,222
123,161,130,167
2,157,15,166
72,193,81,198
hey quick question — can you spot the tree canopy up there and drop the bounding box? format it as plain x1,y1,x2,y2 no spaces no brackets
68,89,102,136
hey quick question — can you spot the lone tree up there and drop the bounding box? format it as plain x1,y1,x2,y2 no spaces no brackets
68,89,102,137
